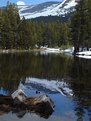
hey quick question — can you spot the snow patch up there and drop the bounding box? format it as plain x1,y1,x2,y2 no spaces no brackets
44,48,61,53
18,0,78,19
63,47,74,54
76,51,91,59
76,51,91,56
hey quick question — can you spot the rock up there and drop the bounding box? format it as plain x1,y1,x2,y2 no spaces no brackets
11,88,55,112
0,92,54,119
24,94,55,111
11,89,27,102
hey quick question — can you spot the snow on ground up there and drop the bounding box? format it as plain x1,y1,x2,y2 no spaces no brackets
64,0,77,9
76,51,91,56
63,47,74,54
20,4,58,19
76,51,91,59
19,0,77,19
39,47,74,55
44,48,61,53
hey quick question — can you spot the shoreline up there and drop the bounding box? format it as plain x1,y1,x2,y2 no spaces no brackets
0,47,74,54
0,48,46,54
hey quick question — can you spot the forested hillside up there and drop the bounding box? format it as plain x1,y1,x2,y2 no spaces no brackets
0,2,71,49
0,0,91,52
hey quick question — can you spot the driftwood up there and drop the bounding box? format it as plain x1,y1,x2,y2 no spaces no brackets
0,93,54,119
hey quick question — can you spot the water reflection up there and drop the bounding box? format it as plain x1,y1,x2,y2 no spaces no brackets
0,101,53,119
70,57,91,121
0,87,9,96
0,52,91,121
0,52,72,81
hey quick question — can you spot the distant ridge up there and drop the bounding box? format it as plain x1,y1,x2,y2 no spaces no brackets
18,0,78,19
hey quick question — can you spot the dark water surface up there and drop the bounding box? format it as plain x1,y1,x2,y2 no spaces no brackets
0,52,91,121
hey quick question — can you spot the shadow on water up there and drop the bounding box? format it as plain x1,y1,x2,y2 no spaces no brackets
0,52,91,120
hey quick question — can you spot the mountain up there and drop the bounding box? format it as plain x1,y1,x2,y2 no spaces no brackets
18,0,78,19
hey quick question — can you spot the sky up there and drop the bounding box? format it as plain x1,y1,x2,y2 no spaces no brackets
0,0,63,7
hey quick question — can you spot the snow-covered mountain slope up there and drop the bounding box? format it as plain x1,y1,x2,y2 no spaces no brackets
18,0,78,19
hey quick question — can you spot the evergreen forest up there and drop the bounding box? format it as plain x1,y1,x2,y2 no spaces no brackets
0,0,91,52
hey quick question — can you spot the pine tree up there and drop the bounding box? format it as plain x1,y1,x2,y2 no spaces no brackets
1,9,13,49
60,23,70,46
86,0,91,47
18,17,32,49
42,25,52,47
0,2,21,49
0,2,72,49
0,9,3,48
71,0,91,53
6,2,21,49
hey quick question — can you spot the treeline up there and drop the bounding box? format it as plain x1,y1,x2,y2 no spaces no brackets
0,2,71,49
31,14,71,23
71,0,91,53
1,0,91,51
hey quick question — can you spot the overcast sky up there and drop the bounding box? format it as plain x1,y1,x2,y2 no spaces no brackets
0,0,63,7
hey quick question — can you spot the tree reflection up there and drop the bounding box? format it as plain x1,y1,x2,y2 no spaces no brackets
0,101,53,119
70,57,91,121
0,53,91,120
0,52,72,91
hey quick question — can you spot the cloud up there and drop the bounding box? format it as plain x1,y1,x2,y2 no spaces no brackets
16,1,26,6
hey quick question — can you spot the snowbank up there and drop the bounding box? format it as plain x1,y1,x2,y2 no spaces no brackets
44,48,61,53
76,51,91,59
76,51,91,56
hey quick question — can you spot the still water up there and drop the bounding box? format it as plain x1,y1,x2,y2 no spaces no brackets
0,52,91,121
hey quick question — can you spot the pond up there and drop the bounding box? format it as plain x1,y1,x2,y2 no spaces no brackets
0,52,91,121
